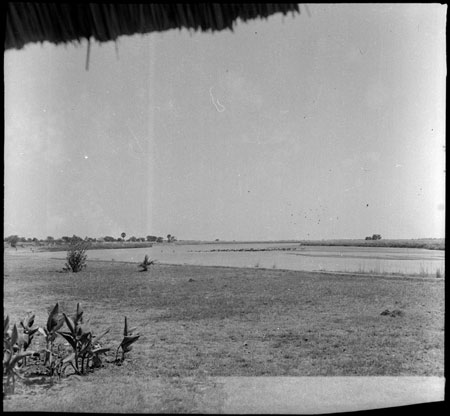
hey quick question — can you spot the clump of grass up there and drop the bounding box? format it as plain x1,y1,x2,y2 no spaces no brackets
419,264,429,277
435,268,443,278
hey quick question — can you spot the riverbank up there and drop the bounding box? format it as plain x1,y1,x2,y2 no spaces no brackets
3,253,444,412
5,237,444,253
5,240,444,277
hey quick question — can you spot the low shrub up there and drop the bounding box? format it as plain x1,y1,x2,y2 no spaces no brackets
64,238,90,272
138,255,155,272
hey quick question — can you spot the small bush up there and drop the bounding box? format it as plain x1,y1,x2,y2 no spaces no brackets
138,255,155,272
64,239,89,273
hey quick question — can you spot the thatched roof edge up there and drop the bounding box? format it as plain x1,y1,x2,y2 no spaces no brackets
5,3,301,50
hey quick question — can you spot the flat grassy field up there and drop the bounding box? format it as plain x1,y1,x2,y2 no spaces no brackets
296,238,445,250
3,254,444,412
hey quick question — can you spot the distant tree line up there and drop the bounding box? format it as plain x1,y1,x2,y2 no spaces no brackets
365,234,382,240
4,233,177,247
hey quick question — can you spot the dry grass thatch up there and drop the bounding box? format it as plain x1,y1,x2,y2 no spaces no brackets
5,3,300,50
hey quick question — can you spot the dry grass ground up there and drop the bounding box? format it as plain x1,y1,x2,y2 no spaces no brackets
3,254,444,412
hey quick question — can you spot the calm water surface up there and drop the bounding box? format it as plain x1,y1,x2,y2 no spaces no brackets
39,242,445,276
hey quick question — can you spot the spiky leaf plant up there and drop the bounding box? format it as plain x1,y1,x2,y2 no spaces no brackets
37,303,65,374
3,319,36,394
115,316,140,363
138,255,155,271
58,303,110,375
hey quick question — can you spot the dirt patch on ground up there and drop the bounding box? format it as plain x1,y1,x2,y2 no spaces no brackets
381,309,405,317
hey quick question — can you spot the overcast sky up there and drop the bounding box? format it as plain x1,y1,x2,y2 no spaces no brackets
4,4,446,241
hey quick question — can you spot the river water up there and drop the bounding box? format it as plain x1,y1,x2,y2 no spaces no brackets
36,242,445,276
